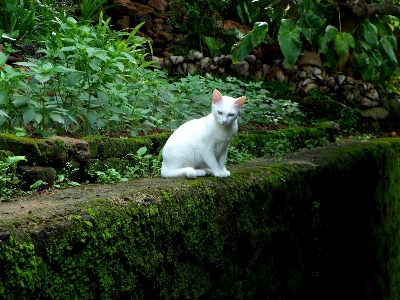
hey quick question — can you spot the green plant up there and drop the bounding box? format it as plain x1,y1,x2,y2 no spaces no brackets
125,146,160,178
264,80,296,99
227,145,256,165
89,167,128,184
8,12,157,136
55,162,81,188
338,107,360,132
231,22,269,64
0,155,26,201
168,0,228,51
0,0,35,40
307,88,331,102
276,0,397,84
78,0,114,23
262,134,295,161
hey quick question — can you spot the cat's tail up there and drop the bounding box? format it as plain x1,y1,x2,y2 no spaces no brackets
161,167,198,179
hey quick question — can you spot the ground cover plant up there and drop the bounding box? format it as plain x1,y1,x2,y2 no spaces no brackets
0,0,385,195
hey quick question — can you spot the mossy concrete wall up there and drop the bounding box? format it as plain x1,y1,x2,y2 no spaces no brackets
0,138,400,299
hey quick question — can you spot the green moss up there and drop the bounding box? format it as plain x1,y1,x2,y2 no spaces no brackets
0,137,400,299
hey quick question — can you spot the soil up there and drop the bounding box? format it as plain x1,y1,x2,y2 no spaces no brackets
0,157,280,225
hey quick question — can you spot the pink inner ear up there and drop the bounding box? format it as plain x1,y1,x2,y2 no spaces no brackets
234,96,246,109
213,89,223,104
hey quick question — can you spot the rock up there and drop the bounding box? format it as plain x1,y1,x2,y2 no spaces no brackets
112,0,155,29
262,64,270,76
147,0,168,11
49,136,90,163
200,57,211,69
187,63,198,74
364,89,379,101
162,57,173,71
0,232,10,240
117,15,130,29
298,51,323,69
342,84,354,91
360,107,389,120
187,51,203,61
233,60,249,76
222,20,251,34
362,120,381,130
245,55,257,64
170,55,184,65
17,166,56,190
303,83,318,93
150,56,161,67
360,97,380,109
275,67,285,81
326,77,336,87
298,71,307,79
254,70,263,82
318,100,348,113
337,75,346,85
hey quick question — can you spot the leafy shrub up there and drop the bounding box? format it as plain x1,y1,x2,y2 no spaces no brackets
168,0,229,51
0,155,26,201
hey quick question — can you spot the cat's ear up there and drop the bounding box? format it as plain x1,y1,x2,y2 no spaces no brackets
212,89,223,104
234,96,246,109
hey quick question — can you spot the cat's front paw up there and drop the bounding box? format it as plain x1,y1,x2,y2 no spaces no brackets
214,170,230,177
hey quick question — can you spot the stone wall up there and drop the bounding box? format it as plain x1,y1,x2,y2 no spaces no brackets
148,50,400,131
1,138,400,299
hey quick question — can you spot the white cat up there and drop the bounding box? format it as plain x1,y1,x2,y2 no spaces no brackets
161,89,246,179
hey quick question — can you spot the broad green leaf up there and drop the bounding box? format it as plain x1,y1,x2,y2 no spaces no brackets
53,65,75,73
299,12,324,44
354,52,369,66
361,22,378,45
12,95,31,108
109,114,121,121
325,25,338,43
231,22,268,64
357,40,371,52
0,109,9,117
114,61,124,72
316,34,328,54
15,61,39,67
23,108,37,125
372,20,392,37
97,91,109,105
202,36,218,52
0,52,8,66
60,46,77,52
0,91,5,105
86,113,98,127
380,36,397,64
49,113,64,123
30,180,45,189
89,62,101,71
362,65,375,81
369,48,382,67
278,19,302,66
67,72,83,86
379,59,396,84
334,32,354,57
34,73,52,83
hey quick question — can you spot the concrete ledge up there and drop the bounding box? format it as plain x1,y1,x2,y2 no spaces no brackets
0,138,400,299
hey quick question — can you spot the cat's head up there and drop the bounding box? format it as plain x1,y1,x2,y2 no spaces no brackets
212,89,246,126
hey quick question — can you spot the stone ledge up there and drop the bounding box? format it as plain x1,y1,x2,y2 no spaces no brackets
0,138,399,299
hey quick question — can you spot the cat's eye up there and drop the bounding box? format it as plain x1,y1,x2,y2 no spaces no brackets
228,113,235,117
218,111,222,115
